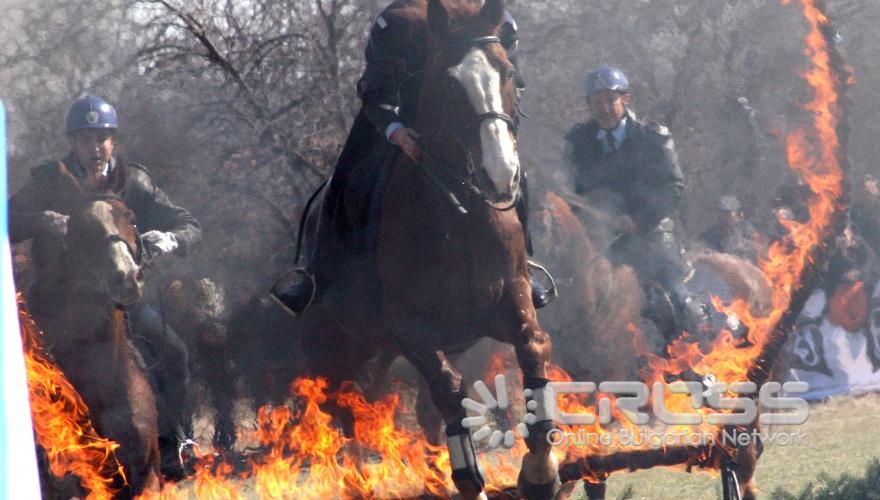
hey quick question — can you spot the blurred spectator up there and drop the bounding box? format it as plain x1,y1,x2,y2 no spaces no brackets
851,173,880,255
823,217,879,332
699,195,761,261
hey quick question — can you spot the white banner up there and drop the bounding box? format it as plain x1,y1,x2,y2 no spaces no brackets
783,280,880,400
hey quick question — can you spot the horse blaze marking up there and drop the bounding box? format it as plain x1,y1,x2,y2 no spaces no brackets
448,47,518,195
89,201,137,275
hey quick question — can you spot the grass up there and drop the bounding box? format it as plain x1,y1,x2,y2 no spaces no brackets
563,393,880,499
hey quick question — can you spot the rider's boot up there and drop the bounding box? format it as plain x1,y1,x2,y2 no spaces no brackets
674,286,712,334
518,171,556,309
270,268,316,317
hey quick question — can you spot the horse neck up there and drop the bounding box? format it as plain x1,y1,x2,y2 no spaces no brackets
33,261,120,342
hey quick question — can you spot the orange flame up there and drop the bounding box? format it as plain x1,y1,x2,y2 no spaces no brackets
25,1,848,494
626,0,846,439
19,295,125,500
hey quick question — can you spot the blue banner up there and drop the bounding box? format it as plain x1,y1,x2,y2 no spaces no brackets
0,101,42,499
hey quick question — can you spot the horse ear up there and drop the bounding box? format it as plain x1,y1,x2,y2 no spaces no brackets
427,0,449,38
478,0,505,31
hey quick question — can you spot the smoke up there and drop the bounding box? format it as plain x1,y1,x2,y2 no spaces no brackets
4,0,880,453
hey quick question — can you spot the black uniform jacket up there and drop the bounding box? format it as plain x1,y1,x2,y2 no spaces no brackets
565,111,685,232
9,155,201,266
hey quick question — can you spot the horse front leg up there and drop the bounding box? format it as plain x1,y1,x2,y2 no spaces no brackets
497,276,560,500
404,349,486,500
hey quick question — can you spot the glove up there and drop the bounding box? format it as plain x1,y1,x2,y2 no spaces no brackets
39,210,69,238
141,230,179,257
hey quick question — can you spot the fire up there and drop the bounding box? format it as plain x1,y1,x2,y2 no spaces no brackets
22,0,848,495
169,375,527,498
619,0,847,441
19,295,125,500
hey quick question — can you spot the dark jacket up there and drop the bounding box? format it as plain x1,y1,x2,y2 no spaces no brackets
565,111,684,232
357,0,428,136
9,155,201,259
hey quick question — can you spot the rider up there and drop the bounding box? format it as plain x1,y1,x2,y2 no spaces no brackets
699,195,761,262
564,66,709,335
271,1,553,315
8,95,201,479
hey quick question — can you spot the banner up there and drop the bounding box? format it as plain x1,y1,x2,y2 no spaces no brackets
0,101,42,499
782,280,880,400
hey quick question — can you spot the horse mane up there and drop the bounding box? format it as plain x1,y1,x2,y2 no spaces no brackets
690,251,774,315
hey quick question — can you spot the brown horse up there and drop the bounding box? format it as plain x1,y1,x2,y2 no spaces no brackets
28,191,160,498
533,191,771,499
298,0,557,498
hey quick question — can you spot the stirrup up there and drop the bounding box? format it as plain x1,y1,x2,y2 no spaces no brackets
527,261,558,307
269,268,317,317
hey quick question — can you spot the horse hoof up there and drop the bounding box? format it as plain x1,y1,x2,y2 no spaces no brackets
582,480,607,500
517,474,561,500
452,469,486,500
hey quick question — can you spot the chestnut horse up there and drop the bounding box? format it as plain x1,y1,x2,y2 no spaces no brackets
298,0,557,498
28,188,160,498
532,192,770,499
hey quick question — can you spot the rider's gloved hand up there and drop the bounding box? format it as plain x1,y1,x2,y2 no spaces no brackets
39,210,69,238
141,230,179,257
389,127,421,161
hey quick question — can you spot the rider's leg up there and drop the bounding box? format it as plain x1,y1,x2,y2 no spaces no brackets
654,227,711,333
128,302,191,480
272,109,381,316
614,229,707,339
517,171,555,309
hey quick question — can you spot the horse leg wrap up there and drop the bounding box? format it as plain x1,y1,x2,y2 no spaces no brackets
523,376,556,450
445,421,485,489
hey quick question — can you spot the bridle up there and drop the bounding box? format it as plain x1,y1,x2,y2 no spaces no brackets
88,194,146,267
416,35,521,215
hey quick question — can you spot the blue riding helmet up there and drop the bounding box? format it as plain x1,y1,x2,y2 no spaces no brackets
584,66,629,97
65,95,118,134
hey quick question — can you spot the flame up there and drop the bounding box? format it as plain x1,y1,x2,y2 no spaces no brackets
24,0,847,494
617,0,846,441
19,295,126,500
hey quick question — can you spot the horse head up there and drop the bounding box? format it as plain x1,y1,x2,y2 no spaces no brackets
420,0,520,208
65,195,145,306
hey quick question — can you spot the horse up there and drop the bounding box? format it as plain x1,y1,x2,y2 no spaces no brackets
296,0,558,497
532,191,772,499
27,190,160,498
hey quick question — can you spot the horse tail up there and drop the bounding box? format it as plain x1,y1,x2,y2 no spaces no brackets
294,179,328,265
